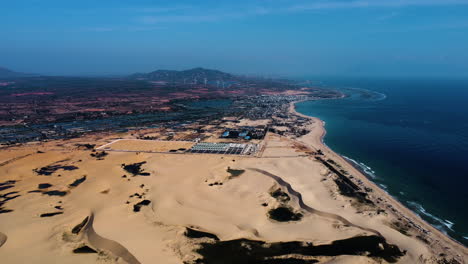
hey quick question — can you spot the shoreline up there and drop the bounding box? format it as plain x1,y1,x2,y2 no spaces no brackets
289,100,468,258
0,98,467,263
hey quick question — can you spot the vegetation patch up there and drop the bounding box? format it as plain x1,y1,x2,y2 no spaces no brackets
0,180,16,186
122,162,150,176
333,179,373,204
0,180,16,191
43,190,68,196
227,167,245,179
437,258,463,264
264,259,319,264
69,175,87,188
316,157,373,205
38,183,52,189
133,199,151,212
34,164,78,176
90,151,108,159
73,245,97,254
0,190,19,214
40,212,63,217
76,143,96,150
0,192,20,202
0,185,14,192
184,228,220,241
416,235,430,245
268,207,303,222
390,221,411,236
270,188,290,203
190,233,405,264
72,216,89,234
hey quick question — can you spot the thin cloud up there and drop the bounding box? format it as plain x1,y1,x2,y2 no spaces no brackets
131,0,468,26
85,27,115,32
288,0,468,11
378,20,468,32
82,26,164,32
137,8,263,24
139,15,225,24
377,11,400,21
129,5,193,13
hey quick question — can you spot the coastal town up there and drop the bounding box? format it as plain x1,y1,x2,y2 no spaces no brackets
0,69,467,264
3,0,468,263
0,67,339,144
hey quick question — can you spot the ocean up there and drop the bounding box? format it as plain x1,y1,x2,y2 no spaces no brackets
295,78,468,246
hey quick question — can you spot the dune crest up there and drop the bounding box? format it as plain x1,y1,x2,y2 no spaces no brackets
0,110,466,263
249,168,382,236
0,232,7,248
78,212,141,264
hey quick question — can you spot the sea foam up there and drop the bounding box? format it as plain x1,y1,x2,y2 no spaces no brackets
343,155,377,179
407,201,455,232
341,87,387,101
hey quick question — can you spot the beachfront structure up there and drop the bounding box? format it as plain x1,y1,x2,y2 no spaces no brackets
220,127,266,140
188,142,258,155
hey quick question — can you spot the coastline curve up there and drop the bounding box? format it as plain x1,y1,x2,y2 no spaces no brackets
290,100,468,257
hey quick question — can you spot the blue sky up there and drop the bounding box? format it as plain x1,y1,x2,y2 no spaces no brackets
2,0,468,77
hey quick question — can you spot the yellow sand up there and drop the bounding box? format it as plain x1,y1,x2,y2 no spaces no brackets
99,139,194,152
0,112,466,264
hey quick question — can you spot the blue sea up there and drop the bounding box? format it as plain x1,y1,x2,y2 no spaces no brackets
295,79,468,245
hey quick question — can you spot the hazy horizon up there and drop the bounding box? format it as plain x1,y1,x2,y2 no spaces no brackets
2,0,468,78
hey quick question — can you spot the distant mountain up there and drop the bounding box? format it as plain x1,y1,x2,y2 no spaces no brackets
0,67,31,78
129,67,237,82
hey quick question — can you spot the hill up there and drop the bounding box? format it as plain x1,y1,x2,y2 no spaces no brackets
0,67,31,78
129,67,238,83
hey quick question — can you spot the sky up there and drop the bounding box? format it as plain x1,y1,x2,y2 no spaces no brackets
2,0,468,78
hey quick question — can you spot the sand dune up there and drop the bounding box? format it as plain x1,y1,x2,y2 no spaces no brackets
0,112,466,263
249,168,383,237
0,231,6,248
80,212,141,264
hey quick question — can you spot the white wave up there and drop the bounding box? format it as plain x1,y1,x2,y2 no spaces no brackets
464,236,468,240
407,201,455,232
445,220,455,230
340,87,387,102
343,155,377,179
399,191,405,195
379,184,388,189
374,92,387,101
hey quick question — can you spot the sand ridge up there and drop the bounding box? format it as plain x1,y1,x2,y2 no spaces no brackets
249,168,383,237
0,231,6,248
82,212,141,264
0,108,466,263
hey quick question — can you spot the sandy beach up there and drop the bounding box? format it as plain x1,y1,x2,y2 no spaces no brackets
0,104,466,263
